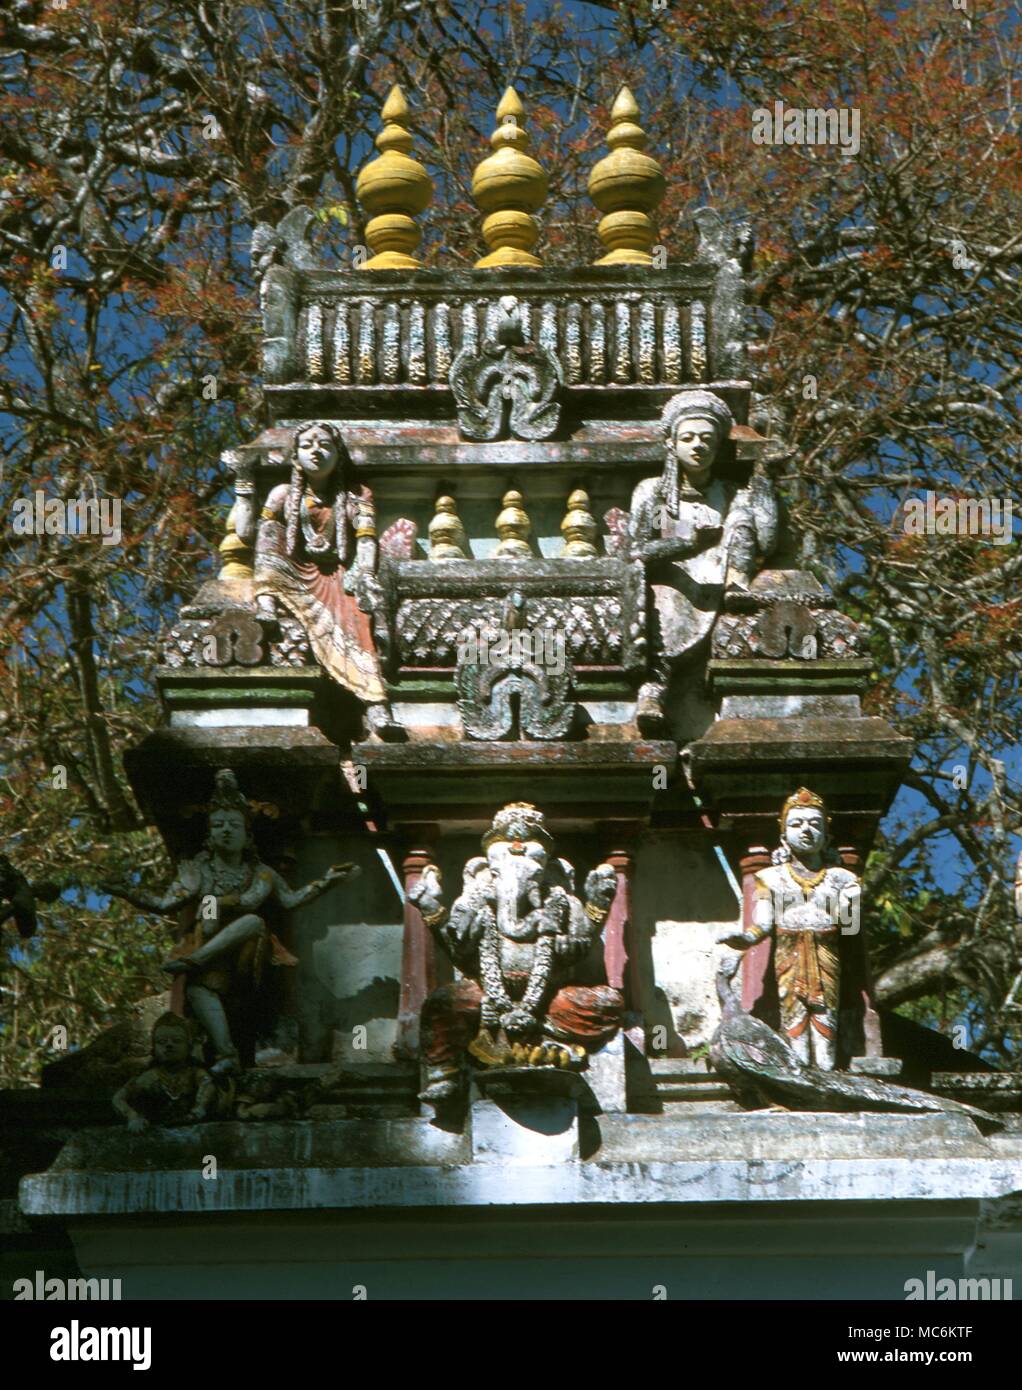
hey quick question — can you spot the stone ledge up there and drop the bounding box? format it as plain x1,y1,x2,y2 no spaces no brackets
19,1111,1022,1217
21,1150,1022,1218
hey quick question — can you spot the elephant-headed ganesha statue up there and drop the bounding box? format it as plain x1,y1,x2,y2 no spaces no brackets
411,803,623,1102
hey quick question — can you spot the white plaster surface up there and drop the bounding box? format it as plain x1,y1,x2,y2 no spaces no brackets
169,708,309,727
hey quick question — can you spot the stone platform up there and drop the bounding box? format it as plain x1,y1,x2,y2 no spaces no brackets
20,1109,1022,1217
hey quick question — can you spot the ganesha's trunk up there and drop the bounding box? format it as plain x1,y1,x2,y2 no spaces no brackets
494,854,541,936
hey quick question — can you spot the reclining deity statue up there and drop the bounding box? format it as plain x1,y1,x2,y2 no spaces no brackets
410,802,622,1102
236,419,404,740
627,389,778,732
718,787,860,1071
102,769,357,1073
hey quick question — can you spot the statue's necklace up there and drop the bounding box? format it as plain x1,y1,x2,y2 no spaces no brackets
301,488,334,555
155,1067,192,1099
787,862,828,894
209,860,251,895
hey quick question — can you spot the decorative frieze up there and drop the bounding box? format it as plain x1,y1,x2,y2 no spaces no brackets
282,267,736,392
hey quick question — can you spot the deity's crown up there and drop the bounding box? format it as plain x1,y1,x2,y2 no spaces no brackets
482,801,552,850
661,389,734,443
780,786,828,828
208,768,251,824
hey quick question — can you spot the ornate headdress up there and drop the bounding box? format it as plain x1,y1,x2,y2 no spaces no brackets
660,390,734,510
481,802,553,851
779,786,828,829
208,768,251,825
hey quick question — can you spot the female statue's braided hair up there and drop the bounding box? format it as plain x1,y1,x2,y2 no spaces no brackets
284,420,350,567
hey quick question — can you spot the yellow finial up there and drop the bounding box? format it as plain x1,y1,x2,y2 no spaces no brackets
471,87,548,268
218,503,253,580
494,489,532,558
355,84,433,270
587,85,665,266
428,495,469,561
560,488,598,558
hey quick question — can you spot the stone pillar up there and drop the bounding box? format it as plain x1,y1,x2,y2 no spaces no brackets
837,845,883,1057
395,842,437,1059
600,838,635,1006
739,847,772,1015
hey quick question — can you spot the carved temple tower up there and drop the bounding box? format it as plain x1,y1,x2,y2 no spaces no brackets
14,85,1021,1302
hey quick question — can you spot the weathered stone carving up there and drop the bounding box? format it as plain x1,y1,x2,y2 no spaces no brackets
450,296,561,441
247,420,404,739
693,208,753,379
712,572,867,661
628,388,778,731
718,788,859,1071
380,556,645,675
710,955,1001,1131
410,803,622,1103
161,598,315,669
455,592,576,740
102,770,358,1074
379,518,419,561
111,1013,217,1132
250,206,321,277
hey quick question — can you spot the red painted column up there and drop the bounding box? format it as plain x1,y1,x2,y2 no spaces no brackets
395,844,437,1060
739,848,773,1014
602,846,635,1006
837,845,883,1055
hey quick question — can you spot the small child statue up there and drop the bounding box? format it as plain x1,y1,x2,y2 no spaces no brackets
112,1012,216,1132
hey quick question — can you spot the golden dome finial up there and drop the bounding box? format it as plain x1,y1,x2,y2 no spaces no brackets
494,489,533,558
471,87,548,268
218,504,253,580
587,85,665,266
428,495,469,561
560,488,598,558
355,84,433,270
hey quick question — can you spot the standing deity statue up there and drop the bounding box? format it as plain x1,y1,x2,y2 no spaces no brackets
102,769,358,1073
239,420,404,740
410,803,623,1102
718,788,860,1071
627,390,778,732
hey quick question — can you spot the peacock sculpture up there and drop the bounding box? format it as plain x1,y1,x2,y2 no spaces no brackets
710,954,1003,1134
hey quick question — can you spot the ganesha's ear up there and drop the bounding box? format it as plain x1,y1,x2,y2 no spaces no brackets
545,857,575,894
462,855,490,893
